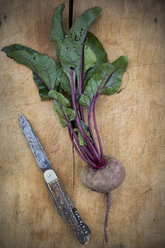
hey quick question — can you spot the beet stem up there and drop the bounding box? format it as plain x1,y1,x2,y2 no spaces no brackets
68,128,91,163
78,36,85,122
89,73,108,162
68,128,99,169
93,94,104,160
104,192,111,243
88,100,100,155
53,99,91,164
70,68,100,162
78,29,88,122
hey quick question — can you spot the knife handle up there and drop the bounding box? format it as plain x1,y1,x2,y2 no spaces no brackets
44,169,90,245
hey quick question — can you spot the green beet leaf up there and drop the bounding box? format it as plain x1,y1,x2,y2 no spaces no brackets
83,30,109,73
80,120,91,138
74,128,86,146
48,90,76,127
58,72,71,95
60,7,102,76
1,44,36,53
54,104,76,127
33,73,50,100
85,32,108,65
102,56,128,95
83,32,109,88
48,90,70,106
2,44,63,92
80,56,128,107
79,63,114,108
49,4,65,59
74,121,91,146
83,44,97,73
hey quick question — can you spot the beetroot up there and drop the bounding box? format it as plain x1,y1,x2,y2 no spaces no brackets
81,156,125,242
81,156,125,193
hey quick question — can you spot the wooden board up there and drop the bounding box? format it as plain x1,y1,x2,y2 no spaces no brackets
0,0,165,247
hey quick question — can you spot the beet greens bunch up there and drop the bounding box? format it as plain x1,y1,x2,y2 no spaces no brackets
2,4,128,170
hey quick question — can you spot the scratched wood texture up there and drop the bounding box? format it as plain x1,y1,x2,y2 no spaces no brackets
0,0,165,248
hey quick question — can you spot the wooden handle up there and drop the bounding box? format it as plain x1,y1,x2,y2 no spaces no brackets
44,169,90,245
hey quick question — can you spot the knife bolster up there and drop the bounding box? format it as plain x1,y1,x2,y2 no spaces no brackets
44,169,57,183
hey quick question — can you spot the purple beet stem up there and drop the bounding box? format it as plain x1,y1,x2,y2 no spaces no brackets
68,128,98,168
78,37,85,122
88,70,117,162
87,73,108,162
93,94,104,160
88,100,100,154
70,68,100,163
54,98,101,168
54,98,99,168
68,67,116,168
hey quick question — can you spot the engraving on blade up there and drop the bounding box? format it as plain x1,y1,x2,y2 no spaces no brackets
19,115,52,172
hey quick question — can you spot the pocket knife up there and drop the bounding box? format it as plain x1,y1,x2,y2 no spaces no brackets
19,114,90,245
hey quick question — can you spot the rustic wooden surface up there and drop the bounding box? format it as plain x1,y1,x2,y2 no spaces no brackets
0,0,165,247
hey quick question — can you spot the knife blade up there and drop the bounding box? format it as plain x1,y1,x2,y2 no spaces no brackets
19,114,90,245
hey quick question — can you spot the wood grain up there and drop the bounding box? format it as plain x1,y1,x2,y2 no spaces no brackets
0,0,165,247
